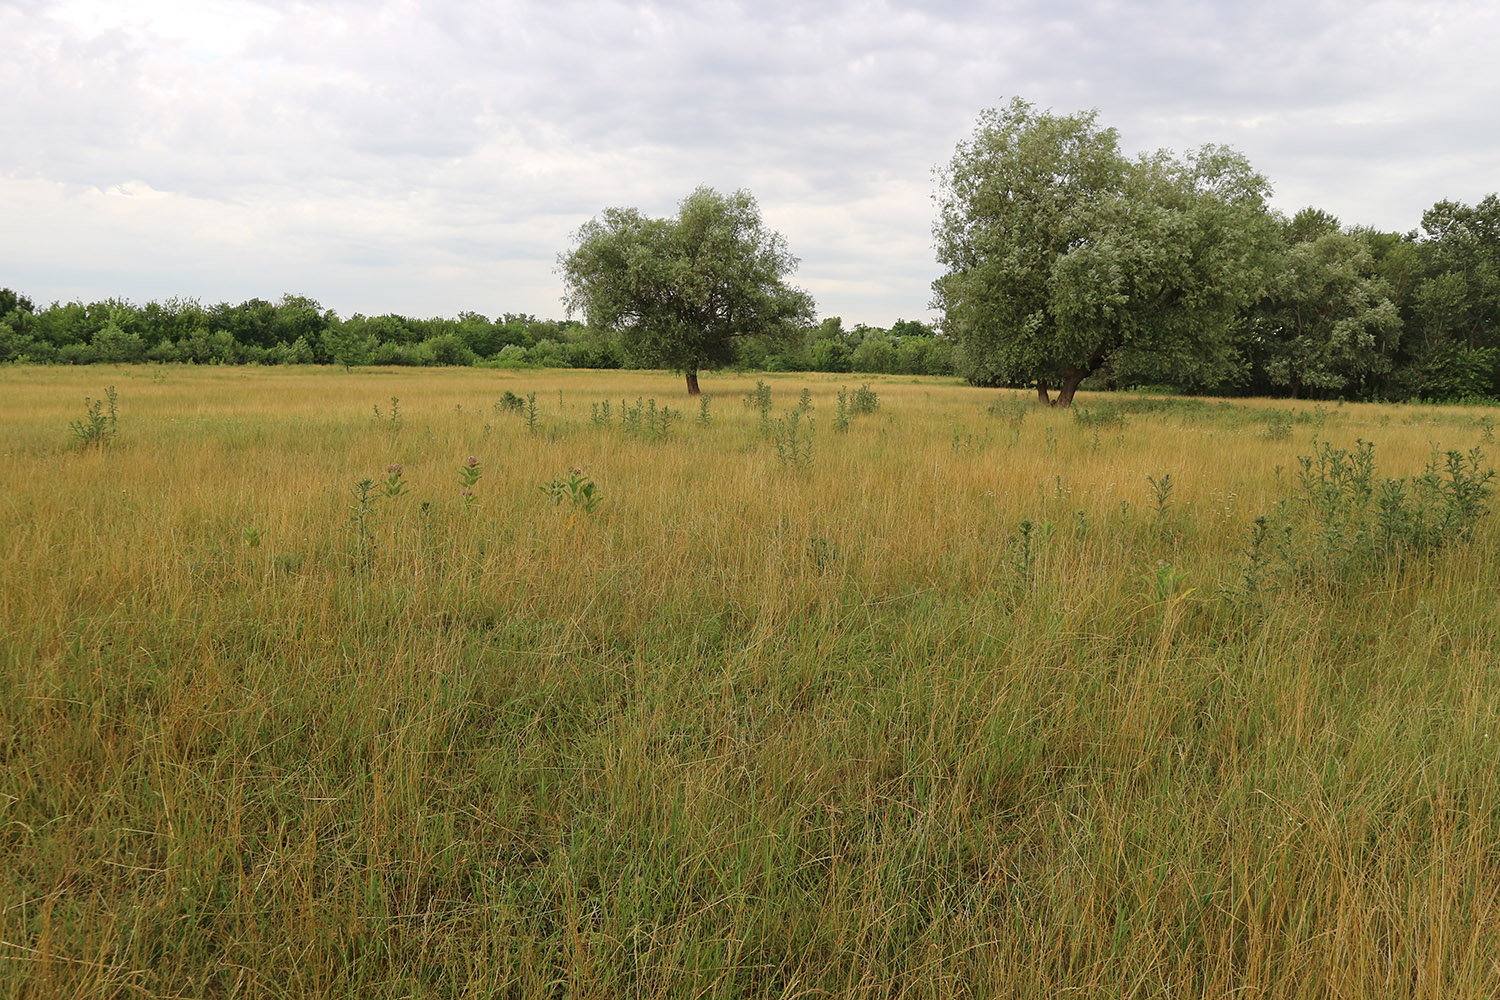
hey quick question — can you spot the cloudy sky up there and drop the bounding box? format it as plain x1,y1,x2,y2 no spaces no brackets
3,0,1497,326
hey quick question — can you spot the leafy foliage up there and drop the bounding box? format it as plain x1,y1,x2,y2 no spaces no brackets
558,187,814,393
1253,440,1496,588
69,385,118,449
932,98,1279,405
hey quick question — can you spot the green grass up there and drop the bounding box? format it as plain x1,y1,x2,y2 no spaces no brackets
3,365,1500,997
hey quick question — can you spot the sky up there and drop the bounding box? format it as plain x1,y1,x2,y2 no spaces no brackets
3,0,1498,327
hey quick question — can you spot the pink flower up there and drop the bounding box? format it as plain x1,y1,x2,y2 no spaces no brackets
387,463,402,475
466,456,478,468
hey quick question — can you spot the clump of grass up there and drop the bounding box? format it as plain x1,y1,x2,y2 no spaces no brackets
1262,408,1294,440
1071,401,1124,429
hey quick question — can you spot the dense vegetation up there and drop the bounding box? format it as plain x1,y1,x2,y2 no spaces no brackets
5,366,1500,996
4,176,1496,401
0,288,951,378
932,100,1500,404
4,106,1495,401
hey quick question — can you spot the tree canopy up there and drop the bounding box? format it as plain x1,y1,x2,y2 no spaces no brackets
932,99,1279,405
558,186,814,394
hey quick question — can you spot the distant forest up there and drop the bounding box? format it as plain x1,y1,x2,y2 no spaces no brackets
0,288,953,380
3,193,1497,401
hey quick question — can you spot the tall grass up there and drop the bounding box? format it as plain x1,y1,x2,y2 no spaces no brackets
3,365,1499,998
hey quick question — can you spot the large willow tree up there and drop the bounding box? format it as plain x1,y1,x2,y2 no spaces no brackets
932,99,1280,405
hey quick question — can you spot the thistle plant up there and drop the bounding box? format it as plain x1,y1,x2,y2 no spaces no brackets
1146,473,1175,522
70,385,118,449
745,380,773,437
349,477,378,561
619,398,678,440
1238,515,1277,603
744,380,772,411
372,396,401,430
771,409,814,469
1007,517,1053,599
1255,440,1495,588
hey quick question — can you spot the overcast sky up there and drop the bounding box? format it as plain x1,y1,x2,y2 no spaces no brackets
3,0,1497,326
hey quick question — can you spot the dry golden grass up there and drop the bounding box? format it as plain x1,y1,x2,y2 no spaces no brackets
3,364,1499,998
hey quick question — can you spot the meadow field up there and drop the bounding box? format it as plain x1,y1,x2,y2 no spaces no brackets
4,364,1500,998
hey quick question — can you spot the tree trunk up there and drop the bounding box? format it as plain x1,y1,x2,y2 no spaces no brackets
685,370,701,395
1036,380,1052,406
1055,365,1088,407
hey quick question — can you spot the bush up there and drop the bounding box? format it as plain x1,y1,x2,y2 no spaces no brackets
92,322,147,363
810,339,852,373
851,337,897,374
57,342,97,365
1252,440,1496,590
0,320,33,362
417,334,475,367
528,339,572,368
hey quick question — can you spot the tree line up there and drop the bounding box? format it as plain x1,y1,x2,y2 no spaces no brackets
932,99,1500,404
5,97,1497,401
0,288,952,377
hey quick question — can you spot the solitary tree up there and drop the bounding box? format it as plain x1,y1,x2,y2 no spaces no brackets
558,186,814,394
932,99,1278,405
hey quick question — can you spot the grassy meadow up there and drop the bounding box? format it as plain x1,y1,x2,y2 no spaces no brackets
4,364,1500,998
